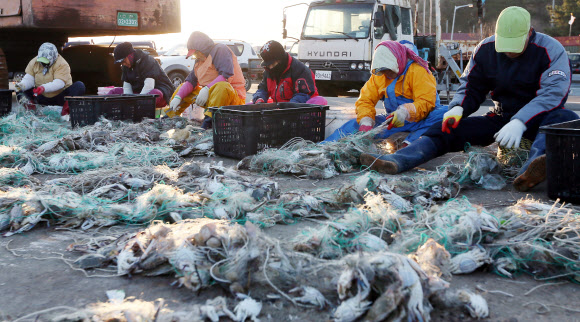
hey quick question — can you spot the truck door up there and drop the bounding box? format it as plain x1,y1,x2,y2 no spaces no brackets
0,0,21,17
372,5,401,53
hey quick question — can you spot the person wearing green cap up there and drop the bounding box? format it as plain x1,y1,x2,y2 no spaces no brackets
15,42,85,117
360,6,578,192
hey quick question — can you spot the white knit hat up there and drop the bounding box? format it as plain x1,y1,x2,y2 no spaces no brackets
371,45,398,75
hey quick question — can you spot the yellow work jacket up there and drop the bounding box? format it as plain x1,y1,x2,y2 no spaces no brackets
355,62,437,123
25,55,73,98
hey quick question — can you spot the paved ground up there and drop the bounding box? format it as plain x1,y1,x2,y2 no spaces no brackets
1,84,579,321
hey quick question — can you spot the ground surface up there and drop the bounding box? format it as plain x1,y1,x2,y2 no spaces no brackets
1,86,579,322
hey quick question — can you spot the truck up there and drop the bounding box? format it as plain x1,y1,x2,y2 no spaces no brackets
283,0,483,100
283,0,414,96
0,0,181,91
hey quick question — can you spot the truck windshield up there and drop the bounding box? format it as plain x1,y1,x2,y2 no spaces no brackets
302,4,374,40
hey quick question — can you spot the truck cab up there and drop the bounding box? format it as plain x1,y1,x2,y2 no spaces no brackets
290,0,413,96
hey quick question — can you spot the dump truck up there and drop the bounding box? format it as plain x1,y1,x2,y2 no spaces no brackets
0,0,181,91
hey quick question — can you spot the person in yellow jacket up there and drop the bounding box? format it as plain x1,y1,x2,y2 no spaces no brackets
164,31,246,129
324,40,445,145
14,42,86,117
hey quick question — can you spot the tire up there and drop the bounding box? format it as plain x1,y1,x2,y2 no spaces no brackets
168,71,186,88
243,72,251,91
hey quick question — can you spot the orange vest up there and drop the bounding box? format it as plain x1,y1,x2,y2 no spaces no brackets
194,49,246,100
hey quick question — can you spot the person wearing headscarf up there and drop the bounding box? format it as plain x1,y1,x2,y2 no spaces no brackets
252,40,326,105
15,42,85,116
108,42,175,109
324,40,445,146
165,31,246,129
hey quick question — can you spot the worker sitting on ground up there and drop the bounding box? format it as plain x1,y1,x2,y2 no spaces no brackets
166,31,246,129
252,40,327,105
360,6,579,192
15,42,86,117
108,42,175,108
324,40,445,147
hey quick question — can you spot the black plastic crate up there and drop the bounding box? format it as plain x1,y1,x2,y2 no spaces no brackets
209,103,329,159
0,89,13,117
66,94,156,127
540,119,580,203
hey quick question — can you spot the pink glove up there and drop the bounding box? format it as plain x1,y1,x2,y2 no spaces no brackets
33,86,45,96
358,116,374,132
254,98,265,104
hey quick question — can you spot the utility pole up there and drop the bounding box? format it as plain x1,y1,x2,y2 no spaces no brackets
423,0,426,34
429,0,432,34
570,13,576,37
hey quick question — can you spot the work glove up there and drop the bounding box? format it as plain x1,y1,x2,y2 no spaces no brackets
33,86,45,96
14,82,25,92
387,103,415,129
169,96,182,111
442,106,463,134
195,86,210,107
494,119,527,149
358,116,375,132
254,98,265,104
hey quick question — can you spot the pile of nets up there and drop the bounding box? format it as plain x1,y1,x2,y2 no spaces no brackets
67,218,490,321
237,124,389,179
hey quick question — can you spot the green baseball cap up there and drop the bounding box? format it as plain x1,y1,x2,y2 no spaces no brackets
37,57,50,64
495,6,531,53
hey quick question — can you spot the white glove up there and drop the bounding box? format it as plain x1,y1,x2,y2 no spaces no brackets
389,104,413,128
14,82,25,92
358,116,375,132
494,119,527,149
195,86,210,106
169,96,182,111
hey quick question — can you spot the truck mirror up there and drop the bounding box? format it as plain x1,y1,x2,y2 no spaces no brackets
374,8,385,28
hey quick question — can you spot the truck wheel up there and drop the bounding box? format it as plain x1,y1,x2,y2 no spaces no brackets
168,71,186,88
244,72,251,91
0,48,8,90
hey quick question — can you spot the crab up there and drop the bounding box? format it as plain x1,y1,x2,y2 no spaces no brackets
458,290,489,319
200,296,236,322
450,247,492,274
233,294,262,322
332,295,372,322
493,257,518,278
289,286,329,309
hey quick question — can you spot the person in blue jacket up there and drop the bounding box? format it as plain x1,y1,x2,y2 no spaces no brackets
361,6,579,192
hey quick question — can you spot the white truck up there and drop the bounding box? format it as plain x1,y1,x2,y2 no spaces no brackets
284,0,414,96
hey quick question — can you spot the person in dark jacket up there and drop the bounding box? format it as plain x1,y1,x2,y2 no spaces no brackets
252,40,326,105
108,42,175,108
360,6,579,192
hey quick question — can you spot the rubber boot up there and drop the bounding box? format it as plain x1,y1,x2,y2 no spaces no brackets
513,133,546,192
360,136,439,174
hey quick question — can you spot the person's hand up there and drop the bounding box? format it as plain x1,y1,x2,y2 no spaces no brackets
387,103,413,129
494,119,527,149
195,86,210,106
33,86,45,96
442,106,463,133
358,116,374,132
14,82,25,92
169,96,182,111
254,98,265,104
